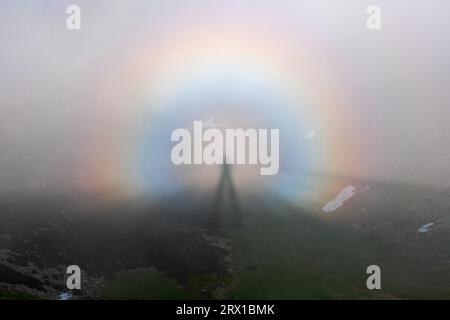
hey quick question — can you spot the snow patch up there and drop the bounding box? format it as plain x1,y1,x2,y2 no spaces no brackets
58,292,73,300
322,185,357,213
418,222,434,233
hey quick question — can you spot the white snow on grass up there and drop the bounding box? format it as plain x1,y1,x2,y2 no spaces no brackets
322,185,357,213
418,222,434,233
